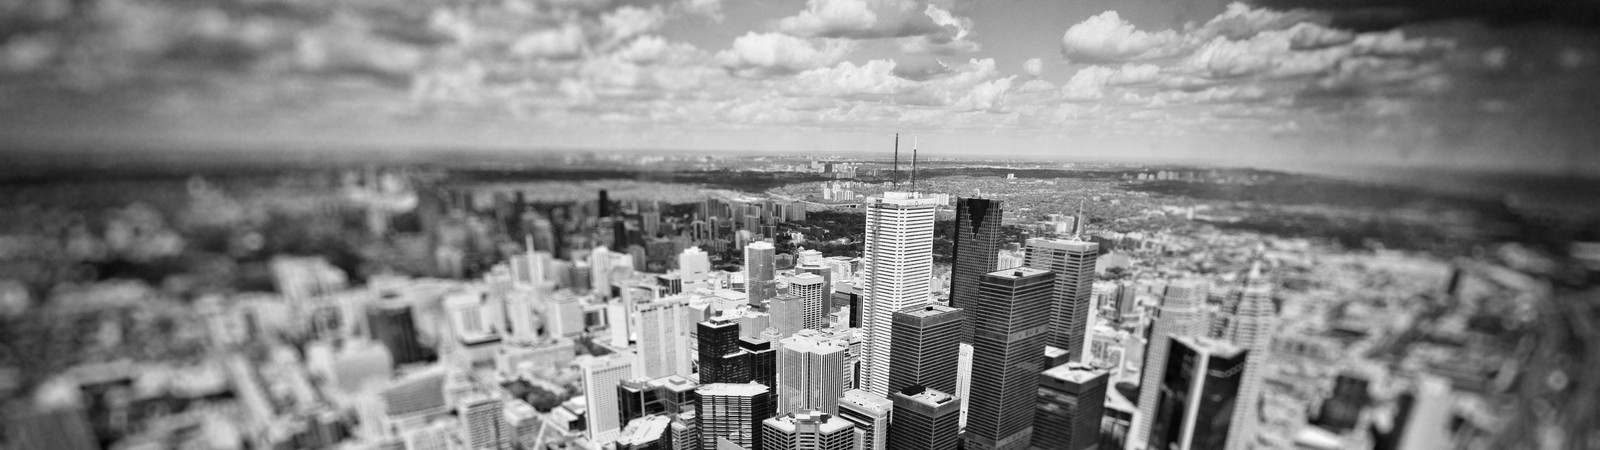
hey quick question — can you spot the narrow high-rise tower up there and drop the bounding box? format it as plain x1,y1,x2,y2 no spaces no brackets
1024,238,1099,361
1033,363,1108,450
888,304,964,395
746,241,778,307
964,268,1055,450
950,198,1002,315
1147,336,1245,450
1132,280,1208,448
861,192,940,397
1223,263,1276,450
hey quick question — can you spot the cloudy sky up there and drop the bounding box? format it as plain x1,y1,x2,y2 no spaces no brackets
1,0,1597,174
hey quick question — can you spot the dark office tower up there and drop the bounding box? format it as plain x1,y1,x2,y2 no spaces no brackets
615,219,630,250
889,386,961,450
619,379,663,424
600,190,612,218
740,337,779,404
950,198,1002,315
698,318,744,384
1033,363,1108,450
697,383,775,450
888,305,963,395
1147,336,1246,450
833,288,861,328
367,302,431,365
965,268,1055,450
1315,372,1371,432
1023,238,1099,363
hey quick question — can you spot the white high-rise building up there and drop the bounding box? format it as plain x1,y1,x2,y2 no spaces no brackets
788,274,827,330
581,353,640,442
746,241,778,306
778,334,847,415
1224,264,1276,450
591,246,614,298
1131,279,1207,449
837,389,894,450
444,290,494,342
639,295,694,378
679,247,712,290
861,192,939,396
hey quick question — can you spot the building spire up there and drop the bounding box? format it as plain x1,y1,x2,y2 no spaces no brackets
911,135,918,192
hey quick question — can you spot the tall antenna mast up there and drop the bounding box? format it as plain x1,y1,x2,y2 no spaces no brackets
912,136,919,191
893,133,900,185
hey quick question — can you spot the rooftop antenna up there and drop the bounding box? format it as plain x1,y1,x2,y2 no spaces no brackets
893,133,900,185
912,136,919,192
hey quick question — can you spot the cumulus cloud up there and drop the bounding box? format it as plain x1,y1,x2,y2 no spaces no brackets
790,59,909,96
1023,58,1043,77
952,76,1014,111
512,23,587,59
599,6,667,47
1060,11,1183,62
777,0,970,41
716,32,854,78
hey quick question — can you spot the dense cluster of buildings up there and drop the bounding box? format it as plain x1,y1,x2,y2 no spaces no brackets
6,176,1520,450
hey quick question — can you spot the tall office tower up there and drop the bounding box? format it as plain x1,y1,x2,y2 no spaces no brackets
643,211,661,237
1034,363,1109,450
592,246,615,298
699,317,779,411
787,274,828,330
583,353,641,442
861,192,940,396
792,327,862,392
600,190,612,218
889,386,962,450
837,389,894,450
1222,266,1275,450
887,304,963,395
770,294,805,339
833,289,861,328
1314,372,1371,432
1023,238,1099,362
1146,336,1245,450
956,342,972,429
368,302,431,365
681,247,712,290
746,241,778,306
762,410,858,450
778,335,846,415
1133,280,1208,447
640,297,693,378
445,290,492,341
699,318,745,384
950,198,1002,314
697,383,775,450
506,289,542,343
965,268,1056,450
505,400,541,450
459,393,505,450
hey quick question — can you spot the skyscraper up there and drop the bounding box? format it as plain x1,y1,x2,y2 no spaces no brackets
697,383,775,450
1133,280,1208,447
861,192,940,396
1222,265,1275,450
699,317,779,412
888,386,962,450
458,393,505,450
1146,336,1245,450
582,353,641,442
762,411,858,450
1023,238,1099,362
1033,363,1109,450
787,273,828,330
887,304,963,395
950,198,1002,316
680,247,712,291
746,241,778,307
778,334,847,415
964,268,1055,450
770,294,805,339
837,389,894,450
367,302,431,365
640,296,693,378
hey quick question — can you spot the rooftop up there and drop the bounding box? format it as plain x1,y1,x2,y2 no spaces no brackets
896,304,962,319
698,383,770,396
984,267,1051,280
1173,335,1245,358
1026,238,1099,251
764,411,854,434
894,386,957,407
1041,363,1109,384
